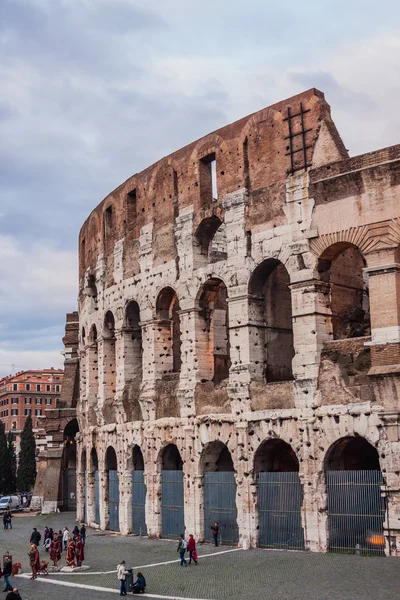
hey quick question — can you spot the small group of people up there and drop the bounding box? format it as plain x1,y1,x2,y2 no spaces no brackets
27,523,86,573
117,561,146,596
2,511,13,529
177,534,198,566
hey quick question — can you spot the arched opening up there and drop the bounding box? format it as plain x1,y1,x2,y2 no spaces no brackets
122,301,143,421
90,447,100,524
254,439,304,549
155,288,182,376
160,444,184,538
249,260,294,382
325,436,384,554
195,216,227,264
106,446,119,531
87,325,99,423
81,449,87,523
61,418,79,511
197,278,230,385
201,441,238,545
103,311,116,401
131,446,147,535
318,243,370,339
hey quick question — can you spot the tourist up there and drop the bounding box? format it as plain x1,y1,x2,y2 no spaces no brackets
72,525,80,537
2,556,13,592
75,535,84,566
28,544,40,580
6,511,12,529
3,511,9,530
50,534,61,567
187,534,198,565
30,527,41,546
66,538,76,568
177,534,188,566
132,572,146,594
63,527,70,550
211,522,219,547
80,523,86,546
5,588,21,600
48,527,54,540
117,560,128,596
43,527,50,542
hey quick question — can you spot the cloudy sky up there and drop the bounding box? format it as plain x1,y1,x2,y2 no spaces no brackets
1,0,400,377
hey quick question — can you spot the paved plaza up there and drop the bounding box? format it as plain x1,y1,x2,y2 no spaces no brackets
0,512,399,600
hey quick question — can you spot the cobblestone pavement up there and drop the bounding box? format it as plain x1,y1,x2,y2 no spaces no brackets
1,512,399,599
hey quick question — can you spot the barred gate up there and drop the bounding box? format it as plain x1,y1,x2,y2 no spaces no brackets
132,470,147,535
258,472,304,550
161,470,184,538
94,470,100,524
204,472,238,545
109,470,120,531
326,470,385,555
63,468,77,511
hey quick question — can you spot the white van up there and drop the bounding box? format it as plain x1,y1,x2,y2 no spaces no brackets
0,495,20,511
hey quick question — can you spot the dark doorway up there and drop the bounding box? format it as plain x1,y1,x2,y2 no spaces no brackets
161,444,184,538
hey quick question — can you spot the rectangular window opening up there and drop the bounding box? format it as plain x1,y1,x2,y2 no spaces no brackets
104,205,113,238
200,153,218,205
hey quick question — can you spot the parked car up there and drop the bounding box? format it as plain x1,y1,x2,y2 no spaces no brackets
0,495,20,512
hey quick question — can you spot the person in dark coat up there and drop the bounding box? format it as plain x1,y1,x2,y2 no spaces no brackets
5,588,21,600
80,524,86,546
211,522,219,547
2,557,13,592
30,528,41,546
132,572,146,594
6,511,12,529
3,511,9,529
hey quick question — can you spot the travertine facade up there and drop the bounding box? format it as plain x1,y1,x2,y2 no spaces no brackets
76,88,400,555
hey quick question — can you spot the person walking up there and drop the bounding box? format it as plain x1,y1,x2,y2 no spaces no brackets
187,534,198,565
117,560,128,596
3,511,9,530
6,511,12,529
2,556,13,592
211,522,219,547
50,534,61,567
177,534,188,566
30,528,41,547
62,527,70,551
28,544,40,580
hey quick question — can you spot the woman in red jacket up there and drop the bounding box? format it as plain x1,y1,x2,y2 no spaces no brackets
187,534,198,565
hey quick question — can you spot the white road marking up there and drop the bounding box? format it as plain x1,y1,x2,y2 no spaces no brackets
17,573,216,600
46,547,243,575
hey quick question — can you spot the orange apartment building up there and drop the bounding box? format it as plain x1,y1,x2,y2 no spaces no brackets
0,369,63,450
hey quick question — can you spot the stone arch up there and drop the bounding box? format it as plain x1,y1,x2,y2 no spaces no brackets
195,216,227,264
130,445,147,535
102,311,116,423
105,445,119,531
318,243,370,339
324,435,380,472
90,446,100,524
86,326,99,426
197,278,231,386
248,259,294,382
90,447,99,472
122,301,143,421
159,443,185,538
61,418,79,510
155,287,182,376
254,438,304,550
80,448,87,473
160,443,183,471
200,441,238,544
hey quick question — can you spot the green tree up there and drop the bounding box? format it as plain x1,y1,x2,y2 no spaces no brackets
17,415,37,491
7,431,17,493
0,421,8,495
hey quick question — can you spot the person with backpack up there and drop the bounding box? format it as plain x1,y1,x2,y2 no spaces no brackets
177,534,187,566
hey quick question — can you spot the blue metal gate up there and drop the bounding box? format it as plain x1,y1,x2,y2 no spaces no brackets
326,470,385,555
258,472,304,549
204,472,238,545
109,470,120,531
84,471,87,523
161,470,184,538
132,470,147,535
94,470,100,524
63,468,77,511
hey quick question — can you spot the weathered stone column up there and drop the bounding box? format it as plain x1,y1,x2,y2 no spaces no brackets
85,341,99,414
227,295,253,415
99,468,110,531
145,470,161,538
119,471,133,535
365,252,400,374
86,471,96,526
177,307,198,418
234,422,252,547
290,279,332,405
140,319,156,420
76,468,85,523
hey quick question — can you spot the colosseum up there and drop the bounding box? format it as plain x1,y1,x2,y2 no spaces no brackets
76,88,400,556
